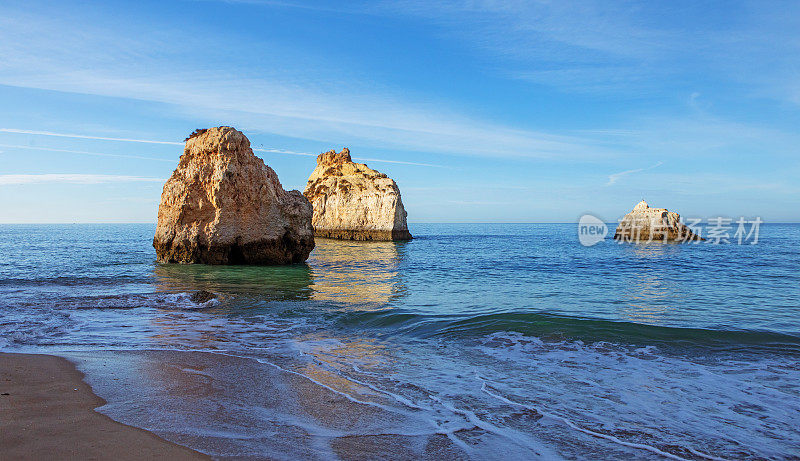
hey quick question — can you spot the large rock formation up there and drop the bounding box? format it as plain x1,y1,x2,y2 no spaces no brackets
614,200,703,242
154,126,315,264
303,148,412,241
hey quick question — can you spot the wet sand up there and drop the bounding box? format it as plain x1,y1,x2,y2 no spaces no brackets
0,352,208,460
65,349,475,460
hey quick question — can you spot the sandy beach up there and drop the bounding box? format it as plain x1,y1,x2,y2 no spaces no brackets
0,352,207,460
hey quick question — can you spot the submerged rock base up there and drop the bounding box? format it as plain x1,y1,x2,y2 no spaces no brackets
153,234,315,265
314,229,413,241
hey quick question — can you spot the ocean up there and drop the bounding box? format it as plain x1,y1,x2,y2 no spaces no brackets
1,223,799,459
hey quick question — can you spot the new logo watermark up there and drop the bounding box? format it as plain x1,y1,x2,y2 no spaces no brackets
578,214,607,246
577,214,763,246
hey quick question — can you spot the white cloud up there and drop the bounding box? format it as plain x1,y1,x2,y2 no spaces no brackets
0,174,165,185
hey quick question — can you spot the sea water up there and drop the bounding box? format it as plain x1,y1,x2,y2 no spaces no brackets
1,223,798,459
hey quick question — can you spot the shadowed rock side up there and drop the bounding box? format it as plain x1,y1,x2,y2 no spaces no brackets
154,126,314,264
614,200,703,243
303,148,412,241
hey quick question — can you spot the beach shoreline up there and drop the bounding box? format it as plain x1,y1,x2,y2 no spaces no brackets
0,352,208,460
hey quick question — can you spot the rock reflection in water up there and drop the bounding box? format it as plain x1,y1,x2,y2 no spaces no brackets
149,264,315,348
628,241,684,257
147,312,230,349
620,275,674,325
295,335,392,408
307,238,409,309
153,263,314,301
619,244,683,325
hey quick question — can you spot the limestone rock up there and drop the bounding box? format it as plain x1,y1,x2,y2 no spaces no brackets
189,290,216,304
154,126,314,264
614,200,703,242
303,148,412,241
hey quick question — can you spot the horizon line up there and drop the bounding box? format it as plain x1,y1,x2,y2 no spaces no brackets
1,221,797,225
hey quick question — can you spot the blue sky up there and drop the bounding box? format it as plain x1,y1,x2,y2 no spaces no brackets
1,0,798,223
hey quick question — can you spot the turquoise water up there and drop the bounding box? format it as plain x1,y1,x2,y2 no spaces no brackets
1,224,799,459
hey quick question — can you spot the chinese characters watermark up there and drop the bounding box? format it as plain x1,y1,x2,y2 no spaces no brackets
578,214,762,246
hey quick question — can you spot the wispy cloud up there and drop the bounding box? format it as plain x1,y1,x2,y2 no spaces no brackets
0,174,165,185
384,1,800,103
0,5,608,161
446,200,509,206
616,171,800,197
606,161,663,186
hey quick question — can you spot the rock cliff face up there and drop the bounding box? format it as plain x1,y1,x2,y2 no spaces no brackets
614,200,703,242
303,148,412,241
154,126,314,264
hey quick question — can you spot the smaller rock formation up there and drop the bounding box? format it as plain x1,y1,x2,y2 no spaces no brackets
154,126,315,264
614,200,703,242
189,290,217,304
303,148,412,241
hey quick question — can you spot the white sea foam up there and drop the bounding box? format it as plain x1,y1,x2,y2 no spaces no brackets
479,380,723,461
2,297,798,459
469,331,800,459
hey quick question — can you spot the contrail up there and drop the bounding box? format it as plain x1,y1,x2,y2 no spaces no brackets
253,147,316,157
606,161,663,186
1,128,444,167
253,147,444,168
0,144,175,162
0,128,183,145
355,157,445,168
0,174,165,185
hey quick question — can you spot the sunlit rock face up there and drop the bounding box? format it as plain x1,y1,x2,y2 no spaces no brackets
303,148,412,241
614,200,703,242
154,126,315,264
